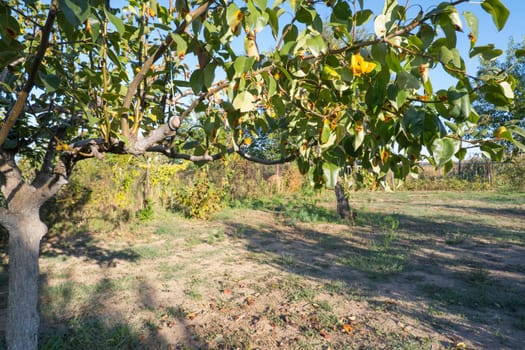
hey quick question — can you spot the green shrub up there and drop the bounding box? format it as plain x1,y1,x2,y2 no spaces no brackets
173,169,224,219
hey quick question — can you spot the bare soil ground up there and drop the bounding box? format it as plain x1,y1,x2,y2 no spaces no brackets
1,191,525,349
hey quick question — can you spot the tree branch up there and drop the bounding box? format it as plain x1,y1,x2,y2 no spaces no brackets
121,0,213,140
0,0,58,147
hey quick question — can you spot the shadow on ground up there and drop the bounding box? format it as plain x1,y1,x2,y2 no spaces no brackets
221,202,525,349
1,193,524,349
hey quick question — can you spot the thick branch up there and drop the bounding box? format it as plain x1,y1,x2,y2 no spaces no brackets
0,0,58,147
0,151,23,201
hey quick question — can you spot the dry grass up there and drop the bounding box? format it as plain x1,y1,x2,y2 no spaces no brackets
1,191,524,349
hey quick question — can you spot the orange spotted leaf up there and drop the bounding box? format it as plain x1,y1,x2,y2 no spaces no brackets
342,323,354,333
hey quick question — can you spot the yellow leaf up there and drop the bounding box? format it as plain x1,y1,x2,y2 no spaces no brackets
494,126,507,138
350,52,376,77
342,323,354,333
148,7,156,18
381,149,390,164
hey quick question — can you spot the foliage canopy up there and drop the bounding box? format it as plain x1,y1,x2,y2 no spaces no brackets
0,0,523,186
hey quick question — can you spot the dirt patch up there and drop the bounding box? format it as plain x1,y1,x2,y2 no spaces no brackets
1,191,525,349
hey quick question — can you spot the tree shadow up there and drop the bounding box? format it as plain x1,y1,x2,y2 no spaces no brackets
221,202,525,349
35,271,209,349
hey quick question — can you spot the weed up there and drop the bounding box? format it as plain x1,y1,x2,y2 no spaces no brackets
39,318,141,350
324,280,347,295
131,244,172,260
419,282,525,311
381,215,400,232
228,225,247,239
184,288,202,300
156,263,185,280
280,253,295,267
338,249,408,279
277,275,316,303
206,228,225,244
154,223,173,236
444,230,468,245
136,200,154,221
184,236,202,247
465,267,491,285
427,304,444,316
166,305,187,319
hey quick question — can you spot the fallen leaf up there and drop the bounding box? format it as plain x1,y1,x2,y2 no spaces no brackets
223,288,232,296
342,323,354,333
187,312,197,320
319,329,331,339
245,296,255,305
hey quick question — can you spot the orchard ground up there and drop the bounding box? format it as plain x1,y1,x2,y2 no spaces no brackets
1,191,525,349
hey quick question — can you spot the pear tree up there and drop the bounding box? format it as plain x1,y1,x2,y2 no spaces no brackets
0,0,522,348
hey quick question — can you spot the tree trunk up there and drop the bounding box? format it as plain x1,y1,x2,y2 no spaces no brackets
335,179,351,220
5,211,47,350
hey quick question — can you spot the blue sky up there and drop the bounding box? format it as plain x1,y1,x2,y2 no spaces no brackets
245,1,525,89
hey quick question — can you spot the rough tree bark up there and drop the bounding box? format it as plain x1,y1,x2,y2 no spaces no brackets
1,152,68,350
335,178,352,220
4,211,47,350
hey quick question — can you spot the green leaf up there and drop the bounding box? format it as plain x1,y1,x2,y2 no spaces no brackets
322,65,340,80
189,70,203,93
170,33,188,55
403,107,424,137
469,44,502,60
262,72,277,97
320,120,331,144
305,35,326,57
266,8,280,38
296,6,316,24
516,49,525,58
39,73,60,92
480,83,512,107
203,63,216,89
322,162,339,189
447,88,470,121
355,9,373,26
58,0,90,27
233,56,255,78
431,138,461,168
439,46,461,68
481,0,509,31
455,148,467,161
480,141,504,161
396,71,420,91
297,157,310,175
233,91,256,113
103,7,125,34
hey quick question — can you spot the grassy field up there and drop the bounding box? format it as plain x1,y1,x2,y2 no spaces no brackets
1,190,525,349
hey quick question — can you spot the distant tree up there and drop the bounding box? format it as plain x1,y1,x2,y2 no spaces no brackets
0,1,523,348
474,37,525,155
